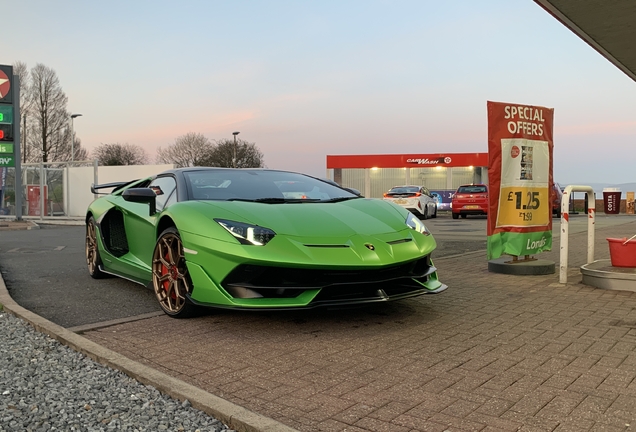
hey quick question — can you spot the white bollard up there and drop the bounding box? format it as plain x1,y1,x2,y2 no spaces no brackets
559,185,595,284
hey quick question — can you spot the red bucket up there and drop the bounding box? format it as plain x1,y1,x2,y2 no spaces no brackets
607,238,636,267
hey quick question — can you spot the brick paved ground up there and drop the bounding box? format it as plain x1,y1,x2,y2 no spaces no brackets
84,219,636,431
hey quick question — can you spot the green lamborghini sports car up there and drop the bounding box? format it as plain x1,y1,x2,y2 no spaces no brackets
85,168,446,318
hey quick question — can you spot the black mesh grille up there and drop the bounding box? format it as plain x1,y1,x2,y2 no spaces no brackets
101,210,129,257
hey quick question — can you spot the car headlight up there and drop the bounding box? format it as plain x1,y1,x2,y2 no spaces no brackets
406,213,431,236
215,219,276,245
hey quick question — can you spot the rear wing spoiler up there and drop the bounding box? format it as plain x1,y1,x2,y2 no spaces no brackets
91,180,139,195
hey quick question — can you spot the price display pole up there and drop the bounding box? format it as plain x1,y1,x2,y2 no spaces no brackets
0,64,22,219
0,65,14,169
487,101,555,263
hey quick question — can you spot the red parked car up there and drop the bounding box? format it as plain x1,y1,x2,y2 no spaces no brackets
451,184,488,219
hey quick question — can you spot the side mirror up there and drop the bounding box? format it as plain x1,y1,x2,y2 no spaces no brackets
123,188,157,216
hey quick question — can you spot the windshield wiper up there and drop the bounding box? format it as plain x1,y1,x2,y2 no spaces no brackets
323,196,362,203
226,197,285,203
227,197,359,204
254,197,287,203
227,197,321,204
226,198,257,202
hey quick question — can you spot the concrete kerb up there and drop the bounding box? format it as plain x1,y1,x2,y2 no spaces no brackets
0,219,40,230
33,219,85,226
0,216,85,227
0,275,299,432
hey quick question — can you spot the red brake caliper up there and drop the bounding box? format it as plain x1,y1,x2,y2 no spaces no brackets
161,251,176,299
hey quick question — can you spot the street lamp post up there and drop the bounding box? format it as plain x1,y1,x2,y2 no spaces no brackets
232,131,240,168
70,113,82,162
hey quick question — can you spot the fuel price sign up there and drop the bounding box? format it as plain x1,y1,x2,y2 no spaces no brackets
495,139,550,228
0,106,13,123
497,186,550,226
487,101,554,259
0,107,13,143
0,65,15,168
0,123,12,141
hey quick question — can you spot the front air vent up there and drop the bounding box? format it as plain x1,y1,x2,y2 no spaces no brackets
387,238,412,245
303,244,350,248
101,209,129,257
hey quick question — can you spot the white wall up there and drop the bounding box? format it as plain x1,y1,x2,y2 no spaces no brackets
67,164,174,217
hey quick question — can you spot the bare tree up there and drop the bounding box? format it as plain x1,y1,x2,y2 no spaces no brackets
156,132,213,168
11,62,87,163
73,136,89,161
92,143,148,166
200,138,265,168
27,63,86,163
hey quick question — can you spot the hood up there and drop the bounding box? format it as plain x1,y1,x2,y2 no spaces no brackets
197,198,408,238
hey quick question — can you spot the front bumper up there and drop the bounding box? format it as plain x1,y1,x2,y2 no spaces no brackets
179,230,446,309
186,256,447,310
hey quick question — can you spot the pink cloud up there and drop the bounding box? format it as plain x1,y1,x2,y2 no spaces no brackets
557,120,636,136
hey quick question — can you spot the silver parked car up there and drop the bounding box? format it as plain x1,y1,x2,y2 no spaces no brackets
383,185,438,219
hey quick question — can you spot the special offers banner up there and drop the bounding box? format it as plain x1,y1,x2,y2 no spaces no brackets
487,101,554,260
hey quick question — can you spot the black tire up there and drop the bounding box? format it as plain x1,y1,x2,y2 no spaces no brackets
452,212,459,220
461,214,467,219
431,206,437,218
152,227,199,318
86,217,107,279
421,207,428,220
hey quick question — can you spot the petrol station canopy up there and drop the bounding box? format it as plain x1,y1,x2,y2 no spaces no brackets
534,0,636,83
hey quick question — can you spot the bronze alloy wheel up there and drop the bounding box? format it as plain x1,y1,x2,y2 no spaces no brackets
86,217,106,279
152,228,197,318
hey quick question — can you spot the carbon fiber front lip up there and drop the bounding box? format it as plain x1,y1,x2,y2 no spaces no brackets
186,282,448,311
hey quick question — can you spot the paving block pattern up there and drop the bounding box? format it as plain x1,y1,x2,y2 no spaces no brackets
84,220,636,431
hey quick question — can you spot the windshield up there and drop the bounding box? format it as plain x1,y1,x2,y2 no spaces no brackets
183,169,359,202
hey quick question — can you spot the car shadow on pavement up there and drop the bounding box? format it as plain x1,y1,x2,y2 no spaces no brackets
192,299,443,337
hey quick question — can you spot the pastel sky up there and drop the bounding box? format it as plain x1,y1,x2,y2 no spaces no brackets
3,0,636,184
